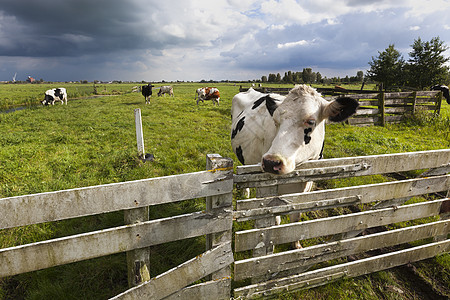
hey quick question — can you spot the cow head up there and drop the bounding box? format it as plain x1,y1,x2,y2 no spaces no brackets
261,85,358,175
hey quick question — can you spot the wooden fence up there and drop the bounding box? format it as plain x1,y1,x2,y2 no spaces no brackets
1,150,449,299
0,154,234,300
239,87,443,126
233,149,449,298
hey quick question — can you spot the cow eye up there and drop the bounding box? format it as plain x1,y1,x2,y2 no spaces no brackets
305,119,316,127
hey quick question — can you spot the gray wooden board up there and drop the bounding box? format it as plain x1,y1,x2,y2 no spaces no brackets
234,220,449,280
0,209,232,278
0,170,233,229
111,242,233,300
235,199,448,252
162,278,231,300
234,239,450,298
235,175,449,215
234,149,450,188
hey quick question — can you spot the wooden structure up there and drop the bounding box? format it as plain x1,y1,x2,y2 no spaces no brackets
0,150,449,299
233,149,449,298
239,87,443,126
0,154,234,299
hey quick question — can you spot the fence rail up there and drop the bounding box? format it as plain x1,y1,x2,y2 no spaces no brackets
233,149,449,298
239,87,442,126
1,150,449,299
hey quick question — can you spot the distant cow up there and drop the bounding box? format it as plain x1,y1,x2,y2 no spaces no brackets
141,83,154,104
42,88,67,105
158,86,174,97
431,85,450,104
195,87,220,106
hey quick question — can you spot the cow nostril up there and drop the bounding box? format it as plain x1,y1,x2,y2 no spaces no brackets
262,158,283,174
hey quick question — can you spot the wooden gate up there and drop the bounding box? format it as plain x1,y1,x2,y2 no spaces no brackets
0,155,234,300
233,150,449,298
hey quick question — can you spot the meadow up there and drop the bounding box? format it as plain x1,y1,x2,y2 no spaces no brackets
0,82,449,299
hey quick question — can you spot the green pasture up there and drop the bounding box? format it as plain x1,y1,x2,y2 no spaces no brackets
0,82,449,299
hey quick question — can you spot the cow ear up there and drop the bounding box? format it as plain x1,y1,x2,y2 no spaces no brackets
324,97,359,122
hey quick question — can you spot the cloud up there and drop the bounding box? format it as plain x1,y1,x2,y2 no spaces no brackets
0,0,450,81
277,40,311,49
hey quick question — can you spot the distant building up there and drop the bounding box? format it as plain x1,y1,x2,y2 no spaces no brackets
26,76,35,83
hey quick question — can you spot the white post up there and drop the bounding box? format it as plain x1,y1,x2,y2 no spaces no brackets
134,108,145,157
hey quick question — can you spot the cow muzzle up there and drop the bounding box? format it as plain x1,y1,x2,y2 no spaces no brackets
262,154,293,175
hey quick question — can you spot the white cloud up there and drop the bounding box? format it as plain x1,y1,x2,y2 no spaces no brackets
409,26,421,31
277,40,310,49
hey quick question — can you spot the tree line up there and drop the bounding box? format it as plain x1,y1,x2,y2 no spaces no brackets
259,36,449,91
366,36,449,90
261,69,365,85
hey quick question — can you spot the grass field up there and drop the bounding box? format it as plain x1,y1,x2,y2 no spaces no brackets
0,82,449,299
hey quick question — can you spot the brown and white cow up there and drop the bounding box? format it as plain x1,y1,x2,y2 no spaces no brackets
195,87,220,105
231,85,358,247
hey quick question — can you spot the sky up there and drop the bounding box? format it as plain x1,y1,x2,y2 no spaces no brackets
1,0,450,82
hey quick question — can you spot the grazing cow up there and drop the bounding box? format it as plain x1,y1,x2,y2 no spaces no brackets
141,83,154,104
158,85,174,97
231,85,358,248
42,88,68,105
431,85,450,104
195,87,220,105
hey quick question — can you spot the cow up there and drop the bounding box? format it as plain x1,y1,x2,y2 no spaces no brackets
195,87,220,106
231,85,358,248
431,85,450,104
141,83,154,104
158,86,174,97
42,88,68,105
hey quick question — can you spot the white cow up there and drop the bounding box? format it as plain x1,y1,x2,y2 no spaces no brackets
231,85,358,248
42,88,68,105
158,86,174,97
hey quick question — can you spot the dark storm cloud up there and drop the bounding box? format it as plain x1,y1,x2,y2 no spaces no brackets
0,0,184,57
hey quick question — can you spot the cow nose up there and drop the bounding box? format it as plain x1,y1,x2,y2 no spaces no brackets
262,158,283,174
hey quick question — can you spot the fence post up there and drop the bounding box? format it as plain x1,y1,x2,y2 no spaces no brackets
435,91,443,116
125,108,150,287
205,154,233,282
134,108,145,158
378,91,385,126
124,207,151,287
411,91,417,114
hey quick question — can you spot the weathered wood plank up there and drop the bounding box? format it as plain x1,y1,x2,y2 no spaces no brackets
235,199,448,252
234,150,450,188
0,209,232,278
235,174,449,213
162,278,231,300
234,220,449,280
354,108,379,115
111,242,233,300
233,239,450,298
205,154,233,281
0,170,233,229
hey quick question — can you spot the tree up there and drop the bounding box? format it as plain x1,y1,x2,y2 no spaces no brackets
356,71,364,82
276,73,281,82
261,75,267,83
407,37,449,89
366,44,405,89
268,73,276,82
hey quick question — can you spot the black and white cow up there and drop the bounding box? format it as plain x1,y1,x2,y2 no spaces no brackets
231,85,358,247
158,85,174,97
42,88,68,105
431,85,450,104
141,83,154,104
